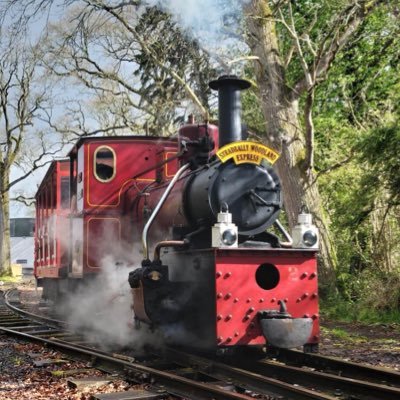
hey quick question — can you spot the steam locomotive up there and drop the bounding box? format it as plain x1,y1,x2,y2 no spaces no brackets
34,76,320,352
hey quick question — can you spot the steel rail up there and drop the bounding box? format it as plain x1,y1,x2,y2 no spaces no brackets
3,289,399,400
164,348,336,400
1,291,251,399
274,348,400,388
236,358,400,400
1,290,330,399
0,326,252,400
4,288,66,328
166,348,400,400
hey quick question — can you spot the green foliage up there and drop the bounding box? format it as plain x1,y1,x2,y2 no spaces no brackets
322,280,400,324
241,66,267,136
358,123,400,203
310,2,400,314
321,297,400,323
324,327,352,340
0,274,18,281
242,1,400,319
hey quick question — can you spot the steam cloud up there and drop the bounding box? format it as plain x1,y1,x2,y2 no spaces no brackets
61,242,163,352
145,0,249,60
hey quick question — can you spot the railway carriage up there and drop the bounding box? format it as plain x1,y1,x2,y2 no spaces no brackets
35,159,70,297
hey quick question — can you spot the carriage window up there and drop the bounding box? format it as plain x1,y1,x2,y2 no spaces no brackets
94,146,116,182
60,177,70,209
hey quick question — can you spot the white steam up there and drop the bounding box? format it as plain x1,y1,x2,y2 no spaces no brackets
63,249,162,351
146,0,249,69
148,0,225,32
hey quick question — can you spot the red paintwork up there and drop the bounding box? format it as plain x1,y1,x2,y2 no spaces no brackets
83,138,178,209
34,160,70,278
214,249,319,346
36,126,209,278
134,176,188,245
178,123,219,165
34,122,320,350
69,136,179,273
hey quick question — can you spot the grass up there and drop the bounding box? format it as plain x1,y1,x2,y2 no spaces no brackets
0,275,20,283
12,356,23,366
321,296,400,325
324,327,352,340
320,326,368,343
51,369,89,378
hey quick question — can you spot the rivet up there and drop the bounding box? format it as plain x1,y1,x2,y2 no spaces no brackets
246,298,252,303
217,336,223,342
311,292,318,299
226,314,232,321
249,322,255,328
259,298,264,303
310,272,317,278
302,293,309,299
284,298,288,303
217,292,223,299
303,314,310,318
312,314,319,320
234,331,239,337
247,307,255,314
225,293,232,299
224,272,232,278
301,272,308,279
244,315,250,321
217,314,222,321
271,298,276,303
234,298,239,303
226,337,232,342
216,271,222,278
296,298,302,303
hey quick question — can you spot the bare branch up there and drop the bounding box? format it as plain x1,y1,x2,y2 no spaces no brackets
88,1,209,119
10,195,36,207
304,88,315,178
311,150,355,186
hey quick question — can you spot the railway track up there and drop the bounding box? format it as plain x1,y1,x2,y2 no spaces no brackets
1,288,400,400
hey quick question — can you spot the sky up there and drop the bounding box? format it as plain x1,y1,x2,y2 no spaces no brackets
7,0,249,217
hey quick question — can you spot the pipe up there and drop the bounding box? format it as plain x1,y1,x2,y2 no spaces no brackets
209,75,251,147
153,240,189,262
274,220,293,248
141,163,190,261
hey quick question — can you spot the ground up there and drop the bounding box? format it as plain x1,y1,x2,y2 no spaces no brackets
0,280,399,399
320,318,400,370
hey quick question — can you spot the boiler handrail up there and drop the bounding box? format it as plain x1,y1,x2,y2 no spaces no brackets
141,163,190,261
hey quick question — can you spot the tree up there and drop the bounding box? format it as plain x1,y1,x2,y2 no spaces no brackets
0,33,66,274
243,0,391,283
40,2,215,136
0,0,217,274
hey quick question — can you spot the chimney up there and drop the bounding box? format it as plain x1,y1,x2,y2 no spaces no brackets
209,75,251,147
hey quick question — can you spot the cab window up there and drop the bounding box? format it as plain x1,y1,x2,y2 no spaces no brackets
94,146,116,182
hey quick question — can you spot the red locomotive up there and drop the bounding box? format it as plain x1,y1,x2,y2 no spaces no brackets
35,76,320,352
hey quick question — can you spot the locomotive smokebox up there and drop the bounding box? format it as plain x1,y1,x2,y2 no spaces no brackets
209,76,251,147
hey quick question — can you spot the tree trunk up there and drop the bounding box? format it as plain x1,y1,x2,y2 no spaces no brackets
0,175,11,275
245,0,337,285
